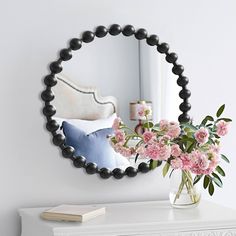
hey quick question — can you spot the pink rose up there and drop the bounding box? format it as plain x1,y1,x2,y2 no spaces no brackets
171,144,182,157
210,144,220,154
167,121,181,138
112,117,122,130
216,120,229,136
194,127,209,144
198,155,210,170
145,142,171,161
180,153,192,170
171,158,183,169
145,143,160,160
159,120,169,131
143,131,155,143
159,135,171,144
190,150,210,175
136,144,146,157
119,146,134,157
204,152,219,175
112,143,134,157
114,130,126,145
159,144,171,160
159,120,181,138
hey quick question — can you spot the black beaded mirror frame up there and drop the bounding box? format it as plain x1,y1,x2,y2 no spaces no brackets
41,24,191,179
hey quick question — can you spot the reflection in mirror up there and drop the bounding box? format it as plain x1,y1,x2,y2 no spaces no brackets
51,34,180,170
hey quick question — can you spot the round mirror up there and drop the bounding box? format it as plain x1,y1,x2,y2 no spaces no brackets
41,24,191,179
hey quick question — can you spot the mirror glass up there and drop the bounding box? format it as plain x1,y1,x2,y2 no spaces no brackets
51,34,181,170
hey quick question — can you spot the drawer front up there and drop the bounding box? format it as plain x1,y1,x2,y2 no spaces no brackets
55,229,236,236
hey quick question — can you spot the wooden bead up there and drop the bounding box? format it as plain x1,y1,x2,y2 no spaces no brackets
146,35,159,46
135,28,148,40
112,168,125,179
85,163,98,174
69,38,82,50
82,31,95,43
125,166,138,177
122,25,135,36
109,24,122,36
95,26,108,38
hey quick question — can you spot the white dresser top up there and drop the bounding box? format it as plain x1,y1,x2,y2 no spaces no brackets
19,200,236,236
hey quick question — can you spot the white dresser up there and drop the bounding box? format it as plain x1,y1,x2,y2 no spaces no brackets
19,200,236,236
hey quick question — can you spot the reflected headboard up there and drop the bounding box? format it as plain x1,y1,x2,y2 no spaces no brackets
51,74,118,120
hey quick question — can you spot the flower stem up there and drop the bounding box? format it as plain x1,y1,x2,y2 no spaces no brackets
173,171,199,205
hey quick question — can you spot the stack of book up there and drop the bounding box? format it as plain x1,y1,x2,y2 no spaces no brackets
41,204,106,222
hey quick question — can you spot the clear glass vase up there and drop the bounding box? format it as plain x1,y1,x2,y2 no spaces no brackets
169,170,201,209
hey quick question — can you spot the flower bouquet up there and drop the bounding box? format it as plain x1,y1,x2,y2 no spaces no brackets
110,103,231,208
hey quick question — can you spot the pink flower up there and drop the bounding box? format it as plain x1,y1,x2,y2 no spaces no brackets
210,144,220,154
119,146,134,157
159,120,169,131
194,127,209,144
198,155,210,170
159,144,171,160
112,143,134,157
114,130,126,145
136,144,146,157
216,120,229,136
143,131,155,143
204,152,219,175
180,153,192,170
171,144,182,157
112,117,122,130
145,142,171,161
159,135,171,144
159,120,181,138
171,158,183,169
167,121,181,138
145,144,160,160
190,150,210,175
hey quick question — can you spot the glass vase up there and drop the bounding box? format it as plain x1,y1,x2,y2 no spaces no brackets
169,170,201,209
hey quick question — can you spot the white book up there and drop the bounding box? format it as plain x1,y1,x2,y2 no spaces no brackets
41,204,106,222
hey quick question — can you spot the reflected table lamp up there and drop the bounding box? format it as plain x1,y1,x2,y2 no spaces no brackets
129,101,152,135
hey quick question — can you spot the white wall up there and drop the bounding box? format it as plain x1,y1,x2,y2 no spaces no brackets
1,0,236,235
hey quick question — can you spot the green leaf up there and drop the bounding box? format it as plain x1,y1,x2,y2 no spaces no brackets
216,166,226,176
211,174,223,188
134,154,139,163
169,169,175,178
181,123,198,131
212,178,223,188
162,162,170,177
208,138,215,145
193,175,203,185
150,160,157,169
201,116,214,126
182,135,195,143
203,175,210,189
221,154,230,163
216,118,232,122
216,104,225,117
206,123,213,127
143,122,154,129
150,160,162,170
213,134,220,139
187,141,196,153
208,181,215,196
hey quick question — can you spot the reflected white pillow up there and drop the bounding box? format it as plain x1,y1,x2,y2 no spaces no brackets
54,113,117,134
